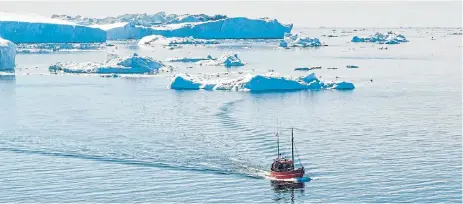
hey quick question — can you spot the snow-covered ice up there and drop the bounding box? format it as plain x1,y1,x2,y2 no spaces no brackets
351,32,408,44
166,55,215,62
170,72,355,92
0,37,16,71
49,53,166,74
52,12,227,27
0,12,106,43
279,33,322,48
93,16,292,40
197,54,245,67
138,35,219,46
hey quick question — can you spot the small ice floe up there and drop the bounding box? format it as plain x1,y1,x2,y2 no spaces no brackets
169,72,355,92
294,67,311,71
379,47,388,50
49,53,168,74
351,32,408,44
279,33,322,48
138,35,219,46
166,55,215,63
197,53,245,67
346,65,359,68
327,67,338,70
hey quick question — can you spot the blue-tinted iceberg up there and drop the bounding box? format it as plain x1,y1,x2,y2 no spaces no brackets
170,72,355,92
197,54,244,67
279,33,321,48
0,12,106,43
351,32,408,44
92,16,292,40
138,35,219,46
0,37,16,71
49,53,166,74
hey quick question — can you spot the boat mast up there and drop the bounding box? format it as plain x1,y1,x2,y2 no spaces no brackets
277,132,280,158
291,128,294,169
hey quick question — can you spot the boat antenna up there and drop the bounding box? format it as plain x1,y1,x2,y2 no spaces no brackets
276,116,280,159
291,128,295,169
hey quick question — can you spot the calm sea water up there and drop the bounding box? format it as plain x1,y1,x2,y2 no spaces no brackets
0,28,461,203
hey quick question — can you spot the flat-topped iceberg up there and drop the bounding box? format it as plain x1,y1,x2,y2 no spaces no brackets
49,53,166,74
170,72,355,92
166,55,215,62
279,33,322,48
92,16,292,40
138,35,219,46
351,32,408,44
197,54,244,67
0,37,16,71
0,12,106,43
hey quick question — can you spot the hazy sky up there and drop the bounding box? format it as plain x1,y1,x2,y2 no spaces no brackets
0,1,461,27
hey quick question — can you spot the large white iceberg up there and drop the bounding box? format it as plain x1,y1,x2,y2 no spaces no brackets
351,32,408,44
197,54,245,67
49,53,166,74
92,16,292,40
279,33,322,48
0,37,16,71
0,12,106,43
170,72,355,92
138,35,219,46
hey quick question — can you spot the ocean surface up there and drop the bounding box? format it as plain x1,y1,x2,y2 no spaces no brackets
0,28,461,203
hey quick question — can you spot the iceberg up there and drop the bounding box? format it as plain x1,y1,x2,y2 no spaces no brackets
170,72,355,92
346,65,359,68
0,37,16,71
0,12,106,43
197,54,244,67
138,35,219,46
279,33,322,48
49,53,166,74
91,16,292,40
166,55,215,62
52,12,227,27
351,32,408,44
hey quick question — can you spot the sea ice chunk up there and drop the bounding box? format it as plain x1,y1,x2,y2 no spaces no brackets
166,55,215,62
279,33,321,47
170,72,355,92
351,32,408,44
0,37,16,71
197,54,245,67
49,53,166,74
138,35,219,46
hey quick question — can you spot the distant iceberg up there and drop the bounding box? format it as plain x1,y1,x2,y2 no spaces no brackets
351,32,408,44
279,33,322,48
170,72,355,92
0,12,106,43
90,15,292,40
166,55,215,62
49,53,166,74
138,35,219,46
0,37,16,71
197,54,244,67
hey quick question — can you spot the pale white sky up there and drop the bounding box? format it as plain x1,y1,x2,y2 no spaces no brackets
0,1,461,27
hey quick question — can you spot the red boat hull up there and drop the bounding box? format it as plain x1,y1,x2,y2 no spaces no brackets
270,168,305,179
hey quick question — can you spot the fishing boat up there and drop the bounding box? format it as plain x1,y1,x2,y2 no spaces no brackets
269,128,305,181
